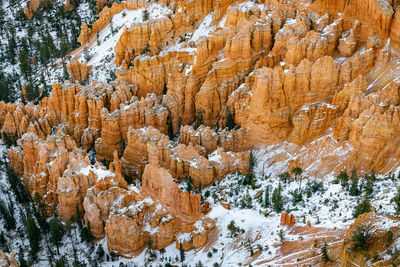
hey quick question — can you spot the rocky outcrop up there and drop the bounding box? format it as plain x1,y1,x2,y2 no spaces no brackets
179,125,249,153
67,60,92,84
142,161,201,218
28,0,48,12
114,16,173,66
105,192,215,254
391,7,400,43
339,212,400,266
122,126,248,185
96,0,112,13
77,23,91,46
280,212,296,226
229,56,341,146
0,250,18,267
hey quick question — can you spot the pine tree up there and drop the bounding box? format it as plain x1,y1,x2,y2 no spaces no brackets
26,212,41,259
0,200,15,231
147,235,152,250
278,229,285,243
63,63,70,81
163,83,168,95
49,215,64,254
336,171,348,188
33,201,49,233
81,221,94,243
179,242,185,264
243,151,255,186
278,172,290,183
96,246,105,261
291,166,303,189
75,204,83,229
7,166,30,204
18,248,27,267
142,9,150,21
321,241,331,262
264,186,270,208
0,232,7,252
349,169,360,196
353,195,371,218
186,176,193,193
391,188,400,216
352,224,371,251
18,47,30,78
272,183,283,212
196,110,204,129
226,109,235,130
55,255,68,267
364,176,374,195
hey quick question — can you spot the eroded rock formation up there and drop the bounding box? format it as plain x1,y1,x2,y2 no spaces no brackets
5,0,400,259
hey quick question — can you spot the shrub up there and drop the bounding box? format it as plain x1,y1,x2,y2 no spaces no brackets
142,10,150,21
353,195,371,218
352,224,371,251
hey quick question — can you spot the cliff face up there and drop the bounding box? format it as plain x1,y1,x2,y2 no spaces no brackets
315,0,393,37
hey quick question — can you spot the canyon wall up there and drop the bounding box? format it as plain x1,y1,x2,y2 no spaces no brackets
5,0,400,258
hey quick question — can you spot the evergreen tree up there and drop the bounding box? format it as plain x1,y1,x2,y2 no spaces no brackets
352,224,371,251
391,188,400,216
364,176,374,195
321,241,331,263
55,256,68,267
0,232,8,252
7,166,30,204
291,166,303,189
0,199,15,231
81,221,94,243
75,204,83,229
243,151,255,186
226,109,235,130
0,73,13,102
186,176,193,193
264,186,270,208
7,32,17,64
33,192,49,232
291,189,303,206
337,170,349,188
18,248,27,267
96,246,105,262
163,83,168,95
195,110,204,129
349,169,360,196
278,172,290,183
353,195,371,218
369,169,376,182
26,212,41,259
179,242,185,264
278,229,285,243
63,63,70,81
272,183,283,212
147,236,152,250
49,215,64,254
18,47,30,78
142,9,150,21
